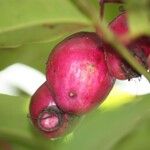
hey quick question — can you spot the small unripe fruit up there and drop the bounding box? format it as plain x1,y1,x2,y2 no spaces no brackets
29,82,78,139
46,32,115,115
105,13,150,80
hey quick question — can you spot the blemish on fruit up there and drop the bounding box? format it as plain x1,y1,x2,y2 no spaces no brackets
68,91,77,98
87,63,95,73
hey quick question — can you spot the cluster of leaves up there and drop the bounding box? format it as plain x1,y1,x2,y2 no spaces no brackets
0,0,150,150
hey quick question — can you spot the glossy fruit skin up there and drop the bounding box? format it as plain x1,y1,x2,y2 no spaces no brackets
46,32,115,115
29,82,78,139
105,13,150,80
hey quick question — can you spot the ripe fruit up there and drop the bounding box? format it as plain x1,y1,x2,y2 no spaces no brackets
147,55,150,69
105,13,150,80
46,32,115,115
29,82,78,139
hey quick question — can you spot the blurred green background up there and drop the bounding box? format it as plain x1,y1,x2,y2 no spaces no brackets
0,0,150,150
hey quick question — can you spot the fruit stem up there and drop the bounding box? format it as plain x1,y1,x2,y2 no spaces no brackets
71,0,150,81
95,22,150,81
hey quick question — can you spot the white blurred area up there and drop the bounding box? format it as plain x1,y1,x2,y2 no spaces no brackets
0,63,45,96
115,77,150,95
0,63,150,96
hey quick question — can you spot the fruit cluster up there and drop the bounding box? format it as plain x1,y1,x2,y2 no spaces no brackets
29,0,150,139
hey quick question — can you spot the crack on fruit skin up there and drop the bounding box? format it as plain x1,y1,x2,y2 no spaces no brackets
37,106,63,132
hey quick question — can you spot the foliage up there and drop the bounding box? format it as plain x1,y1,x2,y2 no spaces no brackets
0,0,150,149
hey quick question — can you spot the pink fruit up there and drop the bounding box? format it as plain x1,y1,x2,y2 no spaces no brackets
29,82,78,139
46,32,115,115
105,12,150,80
147,55,150,69
109,13,128,37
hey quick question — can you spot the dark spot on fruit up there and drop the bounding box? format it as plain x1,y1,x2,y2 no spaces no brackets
53,69,56,73
121,62,140,80
68,91,77,98
86,63,95,73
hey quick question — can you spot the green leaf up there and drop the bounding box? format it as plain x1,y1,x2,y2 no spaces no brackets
127,0,150,36
104,4,123,23
0,28,96,72
61,94,150,150
70,0,121,23
70,0,99,24
0,39,60,72
12,144,33,150
0,140,32,150
0,94,60,150
0,0,91,48
113,116,150,150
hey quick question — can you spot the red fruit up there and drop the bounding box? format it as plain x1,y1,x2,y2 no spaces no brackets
29,82,78,139
109,13,128,37
105,12,150,80
147,55,150,69
46,32,115,115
